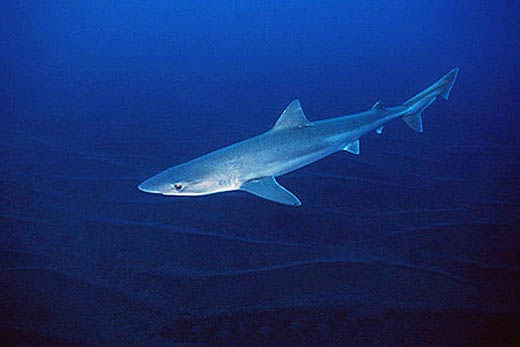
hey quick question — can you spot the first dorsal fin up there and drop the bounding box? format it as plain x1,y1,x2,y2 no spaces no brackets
372,100,384,111
273,100,313,130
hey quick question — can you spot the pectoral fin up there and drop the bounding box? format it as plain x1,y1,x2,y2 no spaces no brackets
240,176,301,206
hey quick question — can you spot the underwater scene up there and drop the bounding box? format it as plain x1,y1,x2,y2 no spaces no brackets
2,1,519,345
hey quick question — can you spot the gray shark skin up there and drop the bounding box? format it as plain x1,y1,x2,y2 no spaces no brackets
138,68,459,206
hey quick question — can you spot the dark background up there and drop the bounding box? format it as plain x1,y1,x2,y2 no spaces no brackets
2,1,519,345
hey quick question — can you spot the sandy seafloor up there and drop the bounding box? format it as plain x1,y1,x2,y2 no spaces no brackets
1,100,519,346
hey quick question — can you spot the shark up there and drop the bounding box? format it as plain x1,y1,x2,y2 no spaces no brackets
138,67,459,206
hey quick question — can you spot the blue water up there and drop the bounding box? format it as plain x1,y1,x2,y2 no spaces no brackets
2,1,519,345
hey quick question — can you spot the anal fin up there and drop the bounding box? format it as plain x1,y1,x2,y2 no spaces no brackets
240,176,301,206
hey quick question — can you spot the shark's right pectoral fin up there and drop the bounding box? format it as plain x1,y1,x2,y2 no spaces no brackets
240,176,302,206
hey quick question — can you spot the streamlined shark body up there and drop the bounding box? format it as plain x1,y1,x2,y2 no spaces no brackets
138,68,459,206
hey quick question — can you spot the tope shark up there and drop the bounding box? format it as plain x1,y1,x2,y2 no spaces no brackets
138,68,459,206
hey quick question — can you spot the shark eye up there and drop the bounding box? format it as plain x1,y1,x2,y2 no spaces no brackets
174,184,183,191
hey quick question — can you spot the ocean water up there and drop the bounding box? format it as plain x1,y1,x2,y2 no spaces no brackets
2,1,519,345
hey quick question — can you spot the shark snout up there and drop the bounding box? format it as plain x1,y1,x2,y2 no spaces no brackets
138,178,164,194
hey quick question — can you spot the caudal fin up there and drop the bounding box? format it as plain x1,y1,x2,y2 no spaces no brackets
401,67,459,132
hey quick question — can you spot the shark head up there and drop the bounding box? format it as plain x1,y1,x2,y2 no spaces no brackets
138,159,238,196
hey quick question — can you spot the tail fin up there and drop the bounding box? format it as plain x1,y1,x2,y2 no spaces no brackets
401,67,459,132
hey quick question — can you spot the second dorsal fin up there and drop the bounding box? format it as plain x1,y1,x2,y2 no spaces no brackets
372,100,384,111
273,100,313,130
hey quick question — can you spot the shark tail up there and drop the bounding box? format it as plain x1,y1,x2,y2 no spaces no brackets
401,67,459,132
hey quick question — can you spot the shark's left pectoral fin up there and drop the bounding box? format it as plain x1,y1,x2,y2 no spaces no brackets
240,176,302,206
343,140,360,155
